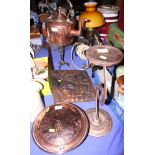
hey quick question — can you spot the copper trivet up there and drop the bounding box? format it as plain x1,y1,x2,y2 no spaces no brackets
49,70,96,104
32,103,89,154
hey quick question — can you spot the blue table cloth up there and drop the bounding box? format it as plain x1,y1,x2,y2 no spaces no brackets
31,46,124,155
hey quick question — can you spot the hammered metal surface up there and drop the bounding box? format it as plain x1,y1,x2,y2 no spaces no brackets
86,108,112,137
32,103,89,154
49,70,96,104
86,45,124,66
46,36,74,46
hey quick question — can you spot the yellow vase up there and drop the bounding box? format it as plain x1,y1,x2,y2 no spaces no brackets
79,2,105,28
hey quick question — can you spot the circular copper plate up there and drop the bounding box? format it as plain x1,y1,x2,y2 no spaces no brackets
32,103,89,154
86,108,112,137
86,45,123,66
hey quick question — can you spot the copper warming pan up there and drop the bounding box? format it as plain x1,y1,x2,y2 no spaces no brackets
32,103,89,154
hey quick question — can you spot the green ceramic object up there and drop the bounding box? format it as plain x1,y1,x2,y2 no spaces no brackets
108,23,124,50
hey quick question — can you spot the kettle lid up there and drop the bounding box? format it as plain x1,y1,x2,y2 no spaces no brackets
53,7,67,22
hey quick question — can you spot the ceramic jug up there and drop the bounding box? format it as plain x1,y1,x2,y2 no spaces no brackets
30,79,45,122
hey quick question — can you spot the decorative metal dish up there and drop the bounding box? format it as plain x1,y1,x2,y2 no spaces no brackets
32,103,89,154
86,45,123,67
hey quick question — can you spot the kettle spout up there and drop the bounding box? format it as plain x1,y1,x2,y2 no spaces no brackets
70,18,88,36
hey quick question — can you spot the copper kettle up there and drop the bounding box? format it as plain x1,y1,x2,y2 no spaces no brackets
46,7,87,46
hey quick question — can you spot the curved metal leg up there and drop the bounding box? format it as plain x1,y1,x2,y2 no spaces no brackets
86,85,112,137
58,46,70,70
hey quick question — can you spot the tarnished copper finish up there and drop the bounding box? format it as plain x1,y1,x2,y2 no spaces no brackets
46,7,87,46
30,27,40,39
86,108,112,137
49,70,96,104
32,103,89,154
85,45,123,103
41,12,58,38
117,75,124,95
39,13,50,23
86,86,112,137
86,45,124,67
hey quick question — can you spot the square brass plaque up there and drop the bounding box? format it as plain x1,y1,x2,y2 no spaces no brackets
49,70,96,104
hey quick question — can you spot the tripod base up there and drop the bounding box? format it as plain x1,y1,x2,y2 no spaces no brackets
58,60,70,70
86,108,112,137
58,46,70,70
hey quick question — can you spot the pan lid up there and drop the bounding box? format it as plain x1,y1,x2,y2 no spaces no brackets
32,103,89,154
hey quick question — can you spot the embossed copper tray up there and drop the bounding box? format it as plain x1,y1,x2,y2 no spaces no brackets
32,103,89,154
49,70,96,104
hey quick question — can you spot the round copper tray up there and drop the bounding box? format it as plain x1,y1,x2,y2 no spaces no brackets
32,103,89,154
86,45,123,66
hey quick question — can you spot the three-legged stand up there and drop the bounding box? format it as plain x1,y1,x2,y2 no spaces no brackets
58,46,70,70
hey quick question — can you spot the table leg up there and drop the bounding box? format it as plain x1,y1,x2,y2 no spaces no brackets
95,86,100,121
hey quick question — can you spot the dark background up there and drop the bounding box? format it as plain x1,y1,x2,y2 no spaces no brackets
30,0,117,13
